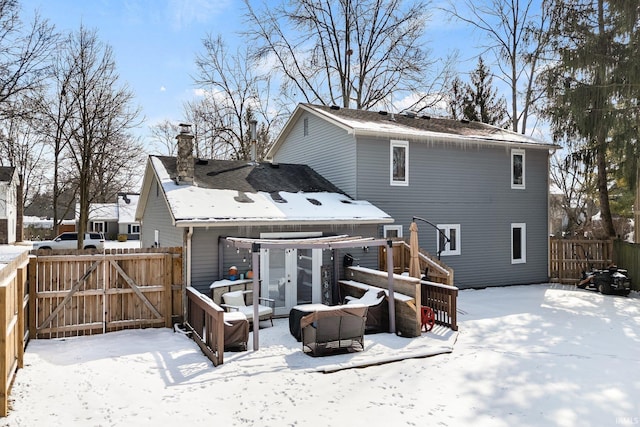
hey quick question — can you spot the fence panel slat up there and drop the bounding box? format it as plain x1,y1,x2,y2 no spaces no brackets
31,248,183,339
549,238,613,284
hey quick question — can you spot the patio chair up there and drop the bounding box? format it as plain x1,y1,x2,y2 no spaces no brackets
344,288,388,333
221,290,275,327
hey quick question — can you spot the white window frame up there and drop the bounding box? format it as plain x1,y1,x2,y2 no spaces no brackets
436,224,461,256
390,140,409,186
511,223,526,264
383,225,403,238
92,221,105,233
128,224,140,234
511,148,525,189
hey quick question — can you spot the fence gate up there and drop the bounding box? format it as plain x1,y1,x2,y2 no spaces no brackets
28,250,182,339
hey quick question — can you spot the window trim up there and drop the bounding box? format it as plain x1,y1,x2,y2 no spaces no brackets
390,140,409,186
511,223,526,264
92,221,105,233
436,224,461,256
511,148,525,189
383,225,403,238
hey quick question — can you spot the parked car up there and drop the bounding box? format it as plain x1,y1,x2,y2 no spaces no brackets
33,232,105,250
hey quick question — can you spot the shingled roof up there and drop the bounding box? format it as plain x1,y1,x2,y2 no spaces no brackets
275,103,557,149
145,156,391,227
155,157,346,195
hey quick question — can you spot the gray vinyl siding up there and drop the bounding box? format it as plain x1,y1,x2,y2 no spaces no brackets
189,223,380,295
139,178,183,249
354,136,550,288
272,111,358,197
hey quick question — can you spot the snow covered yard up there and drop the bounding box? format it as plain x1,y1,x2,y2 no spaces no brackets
2,283,639,427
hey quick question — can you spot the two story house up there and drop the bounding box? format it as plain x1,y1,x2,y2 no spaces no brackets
268,104,559,288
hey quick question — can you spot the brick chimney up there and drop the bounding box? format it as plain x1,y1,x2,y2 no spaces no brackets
176,123,194,184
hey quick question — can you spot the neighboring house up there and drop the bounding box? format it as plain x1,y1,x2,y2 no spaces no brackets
75,193,140,240
135,126,392,314
0,166,17,244
268,104,559,288
81,203,118,237
117,193,141,240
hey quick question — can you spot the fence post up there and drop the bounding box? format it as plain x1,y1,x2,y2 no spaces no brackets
164,254,172,328
0,285,7,417
16,265,25,369
28,257,37,339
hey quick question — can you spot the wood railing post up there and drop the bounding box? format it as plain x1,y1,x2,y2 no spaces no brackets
28,257,37,339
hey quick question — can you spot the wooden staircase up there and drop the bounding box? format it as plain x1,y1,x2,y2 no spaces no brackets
378,239,454,286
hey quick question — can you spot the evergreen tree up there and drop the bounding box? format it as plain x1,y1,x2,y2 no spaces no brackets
463,57,509,127
447,57,509,127
541,0,640,238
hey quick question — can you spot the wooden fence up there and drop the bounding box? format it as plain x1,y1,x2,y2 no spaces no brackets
0,251,29,417
613,240,640,291
28,247,183,339
549,238,613,284
184,287,225,366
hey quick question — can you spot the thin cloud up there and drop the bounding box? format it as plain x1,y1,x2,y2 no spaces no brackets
167,0,232,31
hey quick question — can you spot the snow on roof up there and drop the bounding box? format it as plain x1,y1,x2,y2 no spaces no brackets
151,157,392,226
86,203,119,221
305,104,557,148
117,194,139,224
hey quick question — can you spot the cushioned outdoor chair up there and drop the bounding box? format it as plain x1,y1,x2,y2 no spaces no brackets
344,288,388,333
222,290,275,327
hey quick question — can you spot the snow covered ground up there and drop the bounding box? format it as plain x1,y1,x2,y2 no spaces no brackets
2,283,639,427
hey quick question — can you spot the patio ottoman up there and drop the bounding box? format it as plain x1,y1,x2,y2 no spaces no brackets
223,311,249,351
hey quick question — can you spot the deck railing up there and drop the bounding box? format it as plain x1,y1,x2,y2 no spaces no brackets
421,280,458,331
185,287,225,366
378,240,454,286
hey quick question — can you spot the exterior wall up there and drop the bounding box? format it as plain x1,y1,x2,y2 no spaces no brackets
271,111,358,197
189,223,380,296
139,178,184,249
118,223,141,240
273,118,551,288
90,220,118,239
0,178,16,244
352,136,550,288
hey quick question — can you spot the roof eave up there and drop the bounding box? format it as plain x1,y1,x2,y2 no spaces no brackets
174,217,394,228
352,128,558,149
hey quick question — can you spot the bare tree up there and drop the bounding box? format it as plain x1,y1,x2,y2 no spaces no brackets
0,1,57,119
0,98,50,241
192,34,283,160
148,119,180,156
549,152,597,236
58,25,142,247
443,0,552,134
244,0,452,111
0,0,57,241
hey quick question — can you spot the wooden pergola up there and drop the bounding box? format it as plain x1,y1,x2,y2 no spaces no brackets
219,235,396,350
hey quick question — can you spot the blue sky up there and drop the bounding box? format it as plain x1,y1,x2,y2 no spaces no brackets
19,0,489,146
